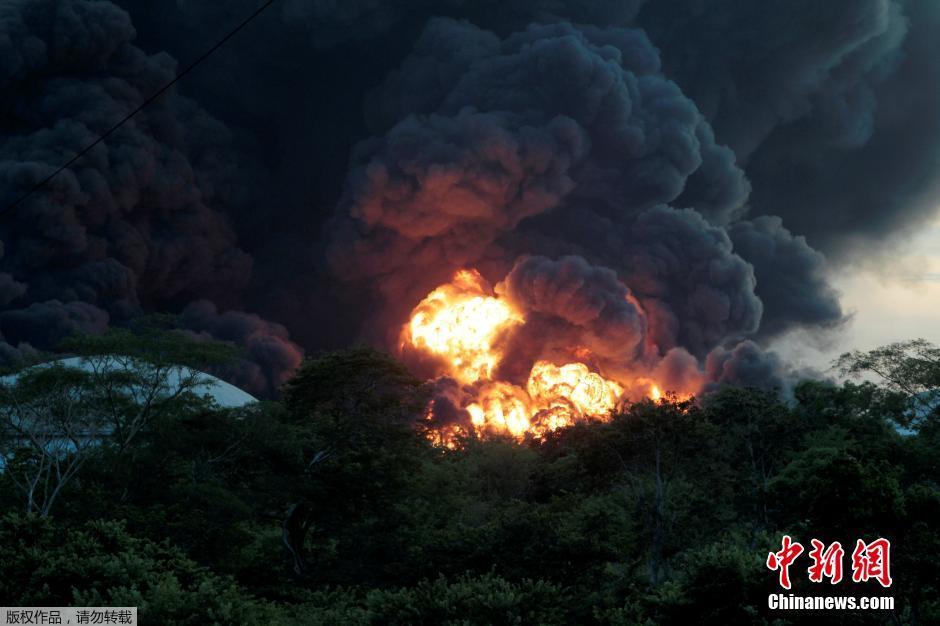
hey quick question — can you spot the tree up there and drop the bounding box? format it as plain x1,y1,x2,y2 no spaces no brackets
59,401,284,581
596,396,720,587
282,346,426,422
276,347,430,582
703,387,805,544
0,514,280,626
283,572,569,625
836,339,940,429
3,337,937,622
0,323,234,516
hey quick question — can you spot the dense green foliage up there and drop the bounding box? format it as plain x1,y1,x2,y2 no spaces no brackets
0,324,236,516
1,340,938,624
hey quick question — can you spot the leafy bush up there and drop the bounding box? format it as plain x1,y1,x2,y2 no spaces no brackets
282,573,569,625
0,514,279,626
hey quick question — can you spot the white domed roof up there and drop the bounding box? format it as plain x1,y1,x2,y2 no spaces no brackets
2,355,257,409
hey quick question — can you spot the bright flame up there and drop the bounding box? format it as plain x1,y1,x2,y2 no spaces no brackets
405,270,681,446
467,382,532,438
460,365,625,440
406,269,521,384
527,361,623,418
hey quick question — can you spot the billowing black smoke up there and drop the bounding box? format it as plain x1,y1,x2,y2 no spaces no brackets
638,0,940,256
2,0,938,396
0,0,302,393
327,17,795,390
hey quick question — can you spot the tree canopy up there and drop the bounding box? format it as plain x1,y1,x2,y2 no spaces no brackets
1,335,938,624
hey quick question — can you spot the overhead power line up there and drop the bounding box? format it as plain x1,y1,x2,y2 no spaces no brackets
0,0,276,223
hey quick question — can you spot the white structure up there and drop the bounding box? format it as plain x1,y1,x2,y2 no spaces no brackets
0,355,258,478
1,356,257,409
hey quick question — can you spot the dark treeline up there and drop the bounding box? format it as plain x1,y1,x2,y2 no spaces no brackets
0,332,938,625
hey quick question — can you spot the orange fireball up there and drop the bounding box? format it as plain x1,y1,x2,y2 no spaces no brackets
405,269,522,384
527,361,623,418
467,381,532,438
404,269,683,445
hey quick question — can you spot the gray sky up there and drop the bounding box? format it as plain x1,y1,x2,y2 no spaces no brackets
771,215,940,373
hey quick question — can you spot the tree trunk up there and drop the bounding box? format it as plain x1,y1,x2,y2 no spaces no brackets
283,500,312,577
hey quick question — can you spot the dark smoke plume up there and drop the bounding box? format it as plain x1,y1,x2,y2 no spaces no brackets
638,0,940,256
0,0,301,394
495,255,647,382
179,300,304,395
5,0,940,396
328,17,789,389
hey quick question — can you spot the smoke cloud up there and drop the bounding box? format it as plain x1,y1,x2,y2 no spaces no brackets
329,17,788,390
638,0,940,256
494,255,647,380
179,300,304,396
0,0,301,392
3,0,938,397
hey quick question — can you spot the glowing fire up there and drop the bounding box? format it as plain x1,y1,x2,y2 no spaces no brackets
405,270,687,445
527,361,623,423
405,269,521,384
641,380,693,404
467,382,532,437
